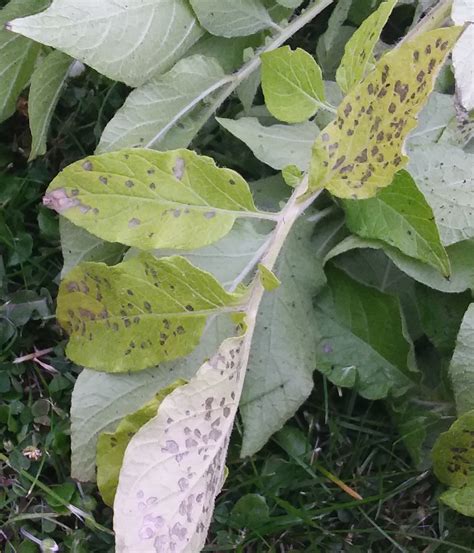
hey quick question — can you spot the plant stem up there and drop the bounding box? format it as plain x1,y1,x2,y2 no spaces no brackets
403,0,454,44
147,0,334,148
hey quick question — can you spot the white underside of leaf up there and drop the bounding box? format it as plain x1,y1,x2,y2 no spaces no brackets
114,334,249,552
7,0,203,86
453,25,474,112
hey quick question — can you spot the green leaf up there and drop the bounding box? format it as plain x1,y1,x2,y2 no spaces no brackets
240,218,327,456
57,254,244,372
7,0,203,87
59,218,125,278
336,0,397,93
44,148,266,251
28,49,72,161
96,56,226,154
70,316,234,482
189,0,274,38
275,0,302,7
416,285,471,357
407,91,455,147
432,410,474,517
258,263,280,291
408,144,474,246
217,117,319,170
309,27,463,199
0,0,48,123
314,266,414,400
326,235,474,293
449,304,474,416
113,333,249,551
342,170,450,276
282,165,302,188
261,46,325,123
229,494,270,529
97,379,185,506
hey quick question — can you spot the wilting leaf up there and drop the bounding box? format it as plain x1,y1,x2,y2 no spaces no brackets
70,316,234,482
408,144,474,246
7,0,203,87
217,117,319,170
97,380,186,506
96,56,226,154
432,410,474,517
189,0,274,38
44,148,267,251
326,235,474,294
57,254,244,372
0,0,48,123
59,218,125,278
314,266,414,399
342,170,450,275
449,304,474,416
28,50,73,161
261,46,325,123
336,0,397,93
240,218,327,456
309,27,462,199
113,334,249,551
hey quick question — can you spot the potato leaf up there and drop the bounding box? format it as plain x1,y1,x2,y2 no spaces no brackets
261,46,325,123
96,56,227,154
28,50,73,161
57,254,245,372
309,27,463,199
432,410,474,517
114,334,249,551
6,0,203,87
336,0,397,93
0,0,49,123
97,380,186,506
449,304,474,416
341,170,450,276
189,0,274,38
44,148,269,251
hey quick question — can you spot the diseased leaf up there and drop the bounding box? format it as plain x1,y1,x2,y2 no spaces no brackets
96,56,226,154
28,50,73,161
408,144,474,246
314,266,414,400
449,304,474,416
342,170,450,276
0,0,48,123
113,333,249,552
407,91,456,147
217,117,319,170
240,218,327,456
57,254,244,372
309,27,463,199
189,0,274,38
432,410,474,517
70,316,234,482
7,0,203,87
59,218,125,278
261,46,326,123
44,148,267,251
97,380,186,506
336,0,397,93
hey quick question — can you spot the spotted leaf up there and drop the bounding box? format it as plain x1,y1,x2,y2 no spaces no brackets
57,254,245,372
336,0,397,93
309,27,463,199
432,410,474,517
97,380,186,507
44,148,269,251
114,333,249,551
